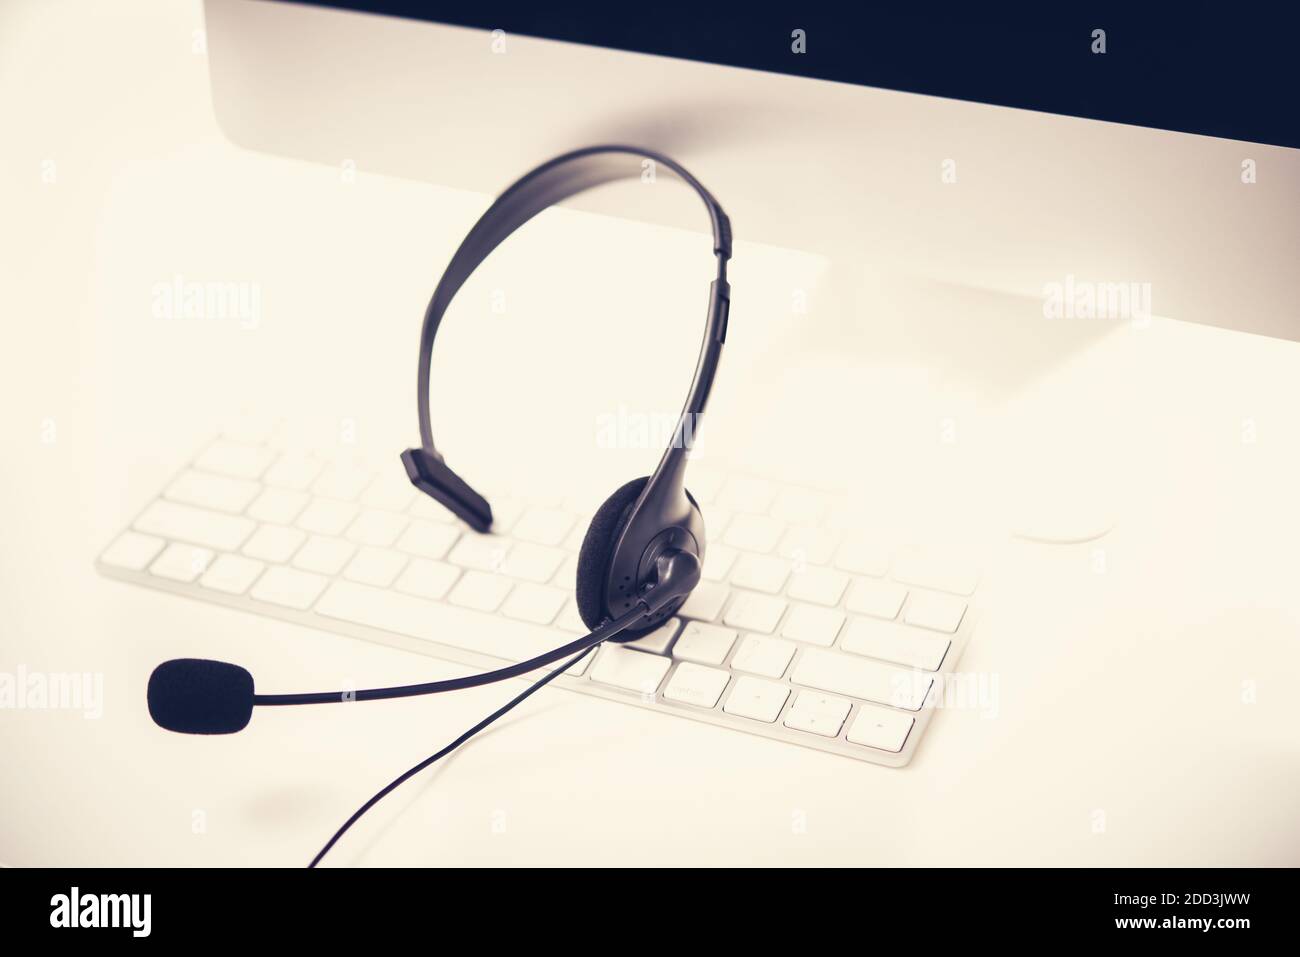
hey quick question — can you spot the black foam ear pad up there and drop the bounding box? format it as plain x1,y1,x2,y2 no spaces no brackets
576,476,650,634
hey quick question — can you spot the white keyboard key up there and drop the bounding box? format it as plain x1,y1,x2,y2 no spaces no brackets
722,592,786,634
784,692,852,737
312,461,374,501
194,439,273,479
149,543,214,582
835,536,891,577
242,524,305,563
500,542,566,583
199,554,265,595
315,580,555,661
296,498,360,537
791,649,932,711
663,662,730,708
847,703,915,752
512,508,575,547
262,452,322,491
292,535,356,575
134,500,255,551
770,488,825,524
554,600,588,635
904,592,968,633
360,471,416,512
409,494,457,523
845,579,908,619
672,621,737,665
553,553,580,589
723,513,784,553
590,646,671,696
249,566,328,610
677,581,729,622
706,507,733,544
343,547,408,587
686,466,725,503
841,618,951,671
100,531,164,571
780,691,852,738
345,509,408,547
486,497,525,533
447,570,513,612
501,583,567,625
716,476,776,512
781,604,845,647
623,618,680,655
777,526,837,565
165,469,260,514
723,676,789,722
786,565,849,606
447,536,510,572
731,635,796,678
395,520,460,560
729,553,790,594
893,547,981,596
701,543,737,581
393,558,461,601
246,487,310,525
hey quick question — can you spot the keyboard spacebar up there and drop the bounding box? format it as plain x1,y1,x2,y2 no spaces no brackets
791,649,934,712
315,581,568,664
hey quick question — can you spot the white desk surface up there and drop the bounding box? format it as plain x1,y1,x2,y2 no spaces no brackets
3,0,1298,867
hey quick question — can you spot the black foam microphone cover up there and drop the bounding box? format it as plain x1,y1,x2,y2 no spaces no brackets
147,658,255,734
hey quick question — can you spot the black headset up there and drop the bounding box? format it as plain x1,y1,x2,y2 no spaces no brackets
146,145,731,864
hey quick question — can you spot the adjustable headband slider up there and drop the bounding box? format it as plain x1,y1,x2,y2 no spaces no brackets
400,448,493,533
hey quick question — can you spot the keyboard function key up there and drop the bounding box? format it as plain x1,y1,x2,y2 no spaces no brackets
672,621,737,665
722,592,787,634
786,565,849,606
164,469,260,514
500,582,568,625
199,554,265,595
393,558,461,601
446,570,513,612
840,618,950,671
784,692,852,737
663,662,731,708
730,635,796,678
590,646,671,696
846,703,915,752
100,531,165,571
729,553,791,594
845,579,908,620
133,500,254,552
292,536,356,575
296,498,360,537
149,543,214,582
246,487,310,526
242,524,306,564
904,592,968,633
250,565,329,610
723,676,790,722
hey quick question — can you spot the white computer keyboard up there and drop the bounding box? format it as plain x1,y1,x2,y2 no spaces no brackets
97,429,980,767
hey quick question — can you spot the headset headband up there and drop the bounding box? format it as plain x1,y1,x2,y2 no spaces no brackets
404,145,733,531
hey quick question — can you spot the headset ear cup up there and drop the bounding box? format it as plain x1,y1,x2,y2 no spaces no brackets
575,477,650,634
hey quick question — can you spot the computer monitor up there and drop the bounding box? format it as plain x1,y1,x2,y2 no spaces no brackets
205,0,1299,341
